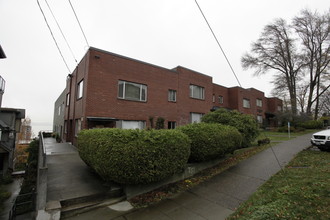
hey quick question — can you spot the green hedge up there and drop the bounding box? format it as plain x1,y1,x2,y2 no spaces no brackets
177,123,242,162
297,120,324,129
78,128,191,185
202,109,260,148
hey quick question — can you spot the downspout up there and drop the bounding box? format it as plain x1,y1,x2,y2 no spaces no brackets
72,67,78,144
66,74,73,142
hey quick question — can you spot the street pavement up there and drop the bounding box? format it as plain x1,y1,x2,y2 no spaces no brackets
63,132,313,220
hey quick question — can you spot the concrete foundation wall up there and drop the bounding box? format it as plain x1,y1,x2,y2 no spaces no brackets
124,158,224,199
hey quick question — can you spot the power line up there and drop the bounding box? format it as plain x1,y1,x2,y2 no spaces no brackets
36,0,71,73
44,0,77,63
68,0,90,48
195,0,242,87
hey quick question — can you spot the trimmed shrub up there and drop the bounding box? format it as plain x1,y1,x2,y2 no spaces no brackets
277,126,295,133
177,123,242,162
297,120,323,129
202,108,260,148
257,138,271,146
78,128,190,185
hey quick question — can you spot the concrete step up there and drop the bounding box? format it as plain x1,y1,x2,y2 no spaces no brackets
60,186,125,218
61,196,126,219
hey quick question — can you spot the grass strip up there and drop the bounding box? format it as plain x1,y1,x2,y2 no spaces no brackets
227,149,330,220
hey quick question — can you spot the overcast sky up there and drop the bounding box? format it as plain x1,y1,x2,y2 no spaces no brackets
0,0,329,135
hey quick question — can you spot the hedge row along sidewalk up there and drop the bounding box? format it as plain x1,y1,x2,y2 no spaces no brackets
77,124,243,185
128,142,271,208
78,128,191,185
128,130,316,208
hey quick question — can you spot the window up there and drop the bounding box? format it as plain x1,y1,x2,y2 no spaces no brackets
75,119,81,136
64,121,67,133
212,94,215,103
256,99,263,107
116,120,146,129
0,76,5,92
168,121,176,129
243,99,250,108
191,113,203,123
118,80,147,102
66,93,70,106
218,96,224,104
168,90,177,102
77,80,84,99
257,115,263,124
58,105,61,116
277,105,282,111
189,85,204,100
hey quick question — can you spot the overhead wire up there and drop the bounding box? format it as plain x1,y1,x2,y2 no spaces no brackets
36,0,71,73
195,1,286,176
194,0,242,87
68,0,90,48
44,0,77,63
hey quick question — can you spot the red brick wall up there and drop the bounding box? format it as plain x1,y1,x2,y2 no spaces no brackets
64,47,283,144
267,97,283,113
212,84,229,108
70,49,214,133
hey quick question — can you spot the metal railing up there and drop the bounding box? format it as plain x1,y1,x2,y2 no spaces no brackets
9,192,36,220
36,131,50,212
8,131,53,220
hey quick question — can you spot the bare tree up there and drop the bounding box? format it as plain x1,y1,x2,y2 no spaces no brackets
293,9,330,119
296,83,309,113
242,19,304,115
319,89,330,116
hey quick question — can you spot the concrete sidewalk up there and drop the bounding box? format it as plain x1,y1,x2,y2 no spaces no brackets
64,132,313,220
40,138,123,220
45,138,112,203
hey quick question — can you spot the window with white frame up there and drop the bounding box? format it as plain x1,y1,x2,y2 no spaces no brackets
66,93,70,106
77,80,84,99
189,84,204,100
118,80,147,102
218,96,224,104
243,98,250,108
0,76,5,92
256,99,263,107
212,94,215,103
168,121,176,129
190,113,203,123
168,90,177,102
277,105,282,111
257,115,263,124
75,119,81,136
116,120,146,129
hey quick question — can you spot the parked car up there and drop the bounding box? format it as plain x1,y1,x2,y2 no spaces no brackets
311,128,330,151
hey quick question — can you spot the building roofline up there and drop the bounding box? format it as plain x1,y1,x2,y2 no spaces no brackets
89,47,178,74
0,108,25,118
88,47,216,79
173,66,213,79
229,86,264,93
213,82,229,89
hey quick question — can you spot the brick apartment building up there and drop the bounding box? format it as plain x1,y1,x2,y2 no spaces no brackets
54,47,282,145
